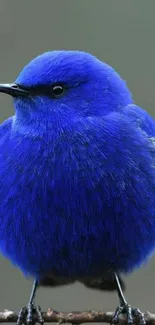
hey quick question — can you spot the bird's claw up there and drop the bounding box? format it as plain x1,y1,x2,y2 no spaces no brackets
17,303,44,325
112,304,146,325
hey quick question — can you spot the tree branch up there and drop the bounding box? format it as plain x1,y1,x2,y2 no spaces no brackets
0,309,155,324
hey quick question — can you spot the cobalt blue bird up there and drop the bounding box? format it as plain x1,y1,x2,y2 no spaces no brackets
0,50,155,325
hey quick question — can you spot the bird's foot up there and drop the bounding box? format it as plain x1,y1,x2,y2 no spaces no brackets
112,304,146,325
17,303,44,325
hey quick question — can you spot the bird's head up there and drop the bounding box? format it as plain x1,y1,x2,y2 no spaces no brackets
0,51,133,135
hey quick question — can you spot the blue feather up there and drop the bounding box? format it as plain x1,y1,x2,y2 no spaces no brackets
0,51,155,283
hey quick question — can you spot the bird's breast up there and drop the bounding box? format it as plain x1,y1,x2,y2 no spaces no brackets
1,123,155,278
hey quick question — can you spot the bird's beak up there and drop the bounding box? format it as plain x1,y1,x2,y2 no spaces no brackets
0,83,29,97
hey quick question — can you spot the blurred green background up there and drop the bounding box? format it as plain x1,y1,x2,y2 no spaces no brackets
0,0,155,321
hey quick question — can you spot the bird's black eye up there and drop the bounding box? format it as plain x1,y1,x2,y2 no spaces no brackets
52,84,64,97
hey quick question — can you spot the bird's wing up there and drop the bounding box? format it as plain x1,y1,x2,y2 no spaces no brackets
0,117,13,139
122,104,155,137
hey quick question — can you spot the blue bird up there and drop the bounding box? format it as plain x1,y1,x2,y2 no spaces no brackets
0,50,155,325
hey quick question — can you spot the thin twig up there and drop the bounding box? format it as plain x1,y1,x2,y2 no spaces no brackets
0,309,155,324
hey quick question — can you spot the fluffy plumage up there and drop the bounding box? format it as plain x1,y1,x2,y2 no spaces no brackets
0,51,155,286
